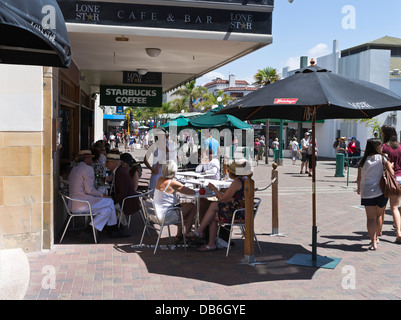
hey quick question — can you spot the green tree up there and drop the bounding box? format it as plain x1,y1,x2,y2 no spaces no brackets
172,80,206,112
253,67,280,86
197,90,230,111
356,118,383,138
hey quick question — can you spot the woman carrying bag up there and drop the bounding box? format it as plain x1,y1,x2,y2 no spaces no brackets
381,125,401,244
357,138,394,251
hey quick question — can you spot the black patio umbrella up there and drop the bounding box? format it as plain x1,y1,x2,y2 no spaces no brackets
216,61,401,267
0,0,71,68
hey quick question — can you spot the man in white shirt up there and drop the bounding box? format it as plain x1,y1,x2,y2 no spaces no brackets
109,132,116,149
68,150,118,241
195,150,220,180
300,132,310,174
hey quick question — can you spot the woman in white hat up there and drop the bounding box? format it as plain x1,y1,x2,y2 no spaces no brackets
188,160,251,251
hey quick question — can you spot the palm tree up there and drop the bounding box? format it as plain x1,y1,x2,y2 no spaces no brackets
253,67,280,87
172,80,206,112
197,89,229,111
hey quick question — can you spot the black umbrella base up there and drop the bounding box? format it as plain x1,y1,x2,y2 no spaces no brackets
286,253,341,269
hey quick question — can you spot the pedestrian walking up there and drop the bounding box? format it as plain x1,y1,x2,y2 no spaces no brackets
289,137,299,165
337,137,348,173
300,132,310,174
381,125,401,244
357,138,393,251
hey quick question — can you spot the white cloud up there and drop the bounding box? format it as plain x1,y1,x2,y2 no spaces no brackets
284,56,301,71
282,43,331,72
196,71,226,86
308,43,331,59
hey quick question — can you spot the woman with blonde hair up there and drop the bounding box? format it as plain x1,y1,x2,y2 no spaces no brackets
153,160,197,238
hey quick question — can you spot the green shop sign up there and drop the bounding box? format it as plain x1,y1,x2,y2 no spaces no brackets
100,85,162,107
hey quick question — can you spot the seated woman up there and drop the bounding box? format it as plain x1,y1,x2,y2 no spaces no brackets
153,160,197,238
120,153,141,192
189,161,249,251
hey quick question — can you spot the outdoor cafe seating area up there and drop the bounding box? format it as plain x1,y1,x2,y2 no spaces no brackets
58,153,261,257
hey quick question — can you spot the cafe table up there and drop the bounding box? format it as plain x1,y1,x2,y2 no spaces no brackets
176,171,216,179
184,178,232,190
180,189,216,228
180,178,232,228
97,183,111,196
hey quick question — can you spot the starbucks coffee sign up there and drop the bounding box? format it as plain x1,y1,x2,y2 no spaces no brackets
100,85,162,107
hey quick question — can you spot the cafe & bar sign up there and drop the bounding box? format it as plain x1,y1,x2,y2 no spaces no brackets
100,85,162,107
57,1,272,35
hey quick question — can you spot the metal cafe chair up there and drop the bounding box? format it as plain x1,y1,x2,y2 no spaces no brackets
58,191,98,244
217,197,262,257
139,193,187,254
116,190,153,229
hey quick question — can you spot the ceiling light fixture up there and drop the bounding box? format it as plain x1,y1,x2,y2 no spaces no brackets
137,68,148,75
146,48,161,57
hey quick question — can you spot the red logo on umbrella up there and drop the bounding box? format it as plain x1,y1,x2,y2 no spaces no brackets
274,98,298,104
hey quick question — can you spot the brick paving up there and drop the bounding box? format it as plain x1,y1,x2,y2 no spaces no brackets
23,153,401,300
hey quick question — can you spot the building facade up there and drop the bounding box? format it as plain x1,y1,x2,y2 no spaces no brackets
204,74,257,100
0,0,274,252
280,36,401,158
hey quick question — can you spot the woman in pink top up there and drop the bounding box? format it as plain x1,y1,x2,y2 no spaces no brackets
381,125,401,244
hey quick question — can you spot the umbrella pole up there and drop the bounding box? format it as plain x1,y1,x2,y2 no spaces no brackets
311,108,317,262
287,106,341,269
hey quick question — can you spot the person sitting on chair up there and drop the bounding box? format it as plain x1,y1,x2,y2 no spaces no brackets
153,160,197,238
188,161,250,252
120,152,142,192
106,153,140,228
195,149,220,180
68,150,118,241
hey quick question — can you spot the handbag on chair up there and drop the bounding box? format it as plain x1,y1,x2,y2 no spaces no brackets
380,156,401,198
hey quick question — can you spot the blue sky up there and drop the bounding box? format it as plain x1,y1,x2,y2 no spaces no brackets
197,0,401,85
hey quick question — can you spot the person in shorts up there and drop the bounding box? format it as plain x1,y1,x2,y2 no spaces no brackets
300,132,310,174
357,138,394,251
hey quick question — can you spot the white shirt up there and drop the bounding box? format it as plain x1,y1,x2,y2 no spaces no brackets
195,158,220,180
301,137,310,152
290,141,299,151
360,154,385,199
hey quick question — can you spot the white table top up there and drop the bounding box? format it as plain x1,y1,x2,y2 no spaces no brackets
176,171,215,179
184,178,232,189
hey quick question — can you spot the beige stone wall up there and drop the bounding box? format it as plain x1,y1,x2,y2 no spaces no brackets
0,132,44,252
0,67,55,252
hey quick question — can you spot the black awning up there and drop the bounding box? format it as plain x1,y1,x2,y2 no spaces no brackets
0,0,71,68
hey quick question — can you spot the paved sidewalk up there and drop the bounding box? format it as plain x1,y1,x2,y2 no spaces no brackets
21,155,401,300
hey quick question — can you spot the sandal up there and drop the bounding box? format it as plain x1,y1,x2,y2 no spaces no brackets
394,237,401,244
198,244,217,252
187,231,203,239
369,242,377,251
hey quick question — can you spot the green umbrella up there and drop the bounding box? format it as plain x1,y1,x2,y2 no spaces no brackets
189,106,251,129
162,115,190,128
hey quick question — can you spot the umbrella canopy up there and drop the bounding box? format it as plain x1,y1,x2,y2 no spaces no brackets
218,65,401,121
162,115,190,128
216,62,401,266
0,0,71,68
190,105,251,129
